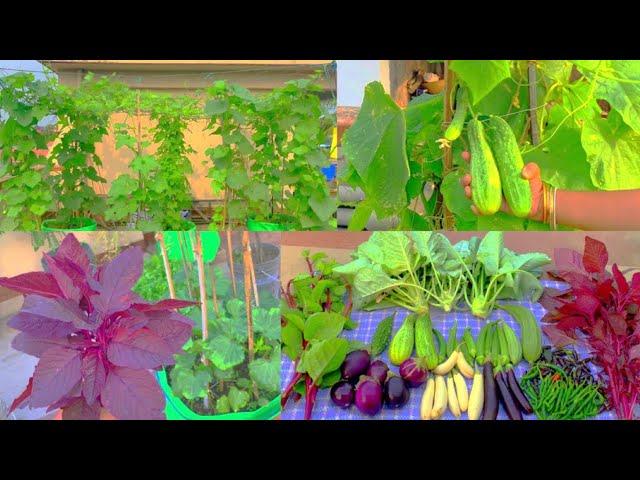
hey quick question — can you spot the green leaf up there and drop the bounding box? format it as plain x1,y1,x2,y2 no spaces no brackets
228,386,250,412
306,150,329,167
226,298,245,319
308,193,337,222
115,134,137,150
476,231,504,275
245,183,270,203
109,175,138,197
301,337,349,384
253,307,280,342
441,170,476,223
169,367,211,400
348,201,373,231
282,322,303,360
131,154,158,176
216,395,231,414
204,99,229,116
581,109,640,190
319,369,342,388
249,354,280,393
21,171,41,188
450,60,511,106
303,312,346,341
205,335,245,370
226,168,250,190
342,82,410,218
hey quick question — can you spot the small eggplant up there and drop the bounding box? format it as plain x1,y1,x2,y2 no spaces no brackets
367,359,389,385
495,370,522,420
399,358,428,387
506,369,533,414
481,362,498,420
341,350,371,382
355,376,383,416
330,380,355,408
384,374,410,409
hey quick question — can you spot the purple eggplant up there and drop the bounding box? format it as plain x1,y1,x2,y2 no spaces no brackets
341,350,371,382
330,380,355,408
355,376,383,416
495,371,522,420
506,369,533,414
367,360,389,385
399,358,428,387
482,362,498,420
384,375,410,409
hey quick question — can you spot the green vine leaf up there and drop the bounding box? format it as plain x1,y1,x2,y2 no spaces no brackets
449,60,512,106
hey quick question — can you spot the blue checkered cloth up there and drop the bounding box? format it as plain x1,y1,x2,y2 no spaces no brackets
281,280,615,420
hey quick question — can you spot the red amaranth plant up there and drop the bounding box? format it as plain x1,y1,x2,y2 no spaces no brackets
0,234,196,420
541,236,640,419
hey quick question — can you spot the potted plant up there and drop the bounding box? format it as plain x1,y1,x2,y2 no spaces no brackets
204,78,336,231
0,233,196,419
0,72,57,231
154,231,281,419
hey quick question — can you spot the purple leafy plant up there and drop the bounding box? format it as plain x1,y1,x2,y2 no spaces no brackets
0,234,196,420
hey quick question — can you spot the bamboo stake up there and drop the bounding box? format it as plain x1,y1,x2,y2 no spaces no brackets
247,238,260,308
193,231,210,409
177,232,195,299
156,232,176,299
528,61,541,145
209,261,220,317
442,61,456,230
242,231,255,362
226,230,237,296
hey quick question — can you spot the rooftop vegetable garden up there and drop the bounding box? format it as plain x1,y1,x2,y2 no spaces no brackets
341,60,640,231
0,72,336,231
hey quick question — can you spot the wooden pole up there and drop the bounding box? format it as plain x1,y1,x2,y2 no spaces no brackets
247,237,260,308
528,61,541,145
226,230,237,296
242,231,255,362
209,261,220,317
442,61,456,230
156,232,176,299
193,231,210,408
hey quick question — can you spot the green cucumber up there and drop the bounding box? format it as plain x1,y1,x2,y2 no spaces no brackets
485,115,532,218
444,87,469,141
389,314,416,365
415,313,438,369
468,118,502,215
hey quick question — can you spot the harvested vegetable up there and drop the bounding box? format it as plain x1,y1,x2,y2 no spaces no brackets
453,370,469,412
389,314,416,365
341,350,370,382
447,374,461,417
369,312,395,356
399,358,429,387
456,351,474,379
481,362,498,420
468,370,484,420
542,236,640,420
431,375,448,419
495,371,522,420
367,360,389,385
384,375,410,409
433,350,459,375
499,304,542,363
421,377,436,420
355,376,383,416
415,313,438,369
330,381,355,408
462,327,477,359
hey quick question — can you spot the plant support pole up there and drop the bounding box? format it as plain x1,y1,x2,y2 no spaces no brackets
247,239,260,308
156,232,176,299
528,61,540,145
193,231,211,409
242,231,255,362
209,261,220,317
226,230,237,296
442,61,455,230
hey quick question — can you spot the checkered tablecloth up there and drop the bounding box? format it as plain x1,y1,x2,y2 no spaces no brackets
281,281,615,420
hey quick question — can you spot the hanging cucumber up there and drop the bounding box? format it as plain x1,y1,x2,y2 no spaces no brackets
468,118,502,216
444,87,469,142
485,115,532,218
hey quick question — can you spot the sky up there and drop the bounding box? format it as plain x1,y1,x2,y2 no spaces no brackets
336,60,380,107
0,60,48,78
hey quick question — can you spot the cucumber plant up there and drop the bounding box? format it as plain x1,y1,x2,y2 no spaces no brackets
342,60,640,231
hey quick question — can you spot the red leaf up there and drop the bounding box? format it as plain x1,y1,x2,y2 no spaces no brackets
542,324,577,347
606,312,629,336
9,377,33,414
595,279,614,303
131,299,198,312
630,273,640,302
100,367,165,420
20,295,93,331
593,319,607,341
612,264,630,296
574,294,601,320
558,271,595,293
43,253,81,302
91,247,143,317
81,350,107,406
61,397,101,420
553,247,584,272
0,272,63,299
54,234,90,272
31,347,82,408
11,332,72,357
557,315,588,331
629,344,640,361
106,326,175,369
8,312,76,339
583,236,608,274
144,311,193,352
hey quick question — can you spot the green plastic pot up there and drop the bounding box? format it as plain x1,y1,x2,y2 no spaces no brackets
42,217,97,232
158,224,220,263
156,370,281,420
246,218,292,231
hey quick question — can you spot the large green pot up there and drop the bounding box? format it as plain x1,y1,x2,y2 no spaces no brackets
156,370,281,420
42,217,97,232
158,224,220,263
246,218,292,232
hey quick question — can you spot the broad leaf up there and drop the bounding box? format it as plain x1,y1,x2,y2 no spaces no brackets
107,326,175,369
249,354,280,393
450,60,511,106
81,350,107,405
303,312,346,341
205,335,245,370
91,246,143,316
31,347,82,408
302,337,349,384
0,272,63,299
101,367,165,420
